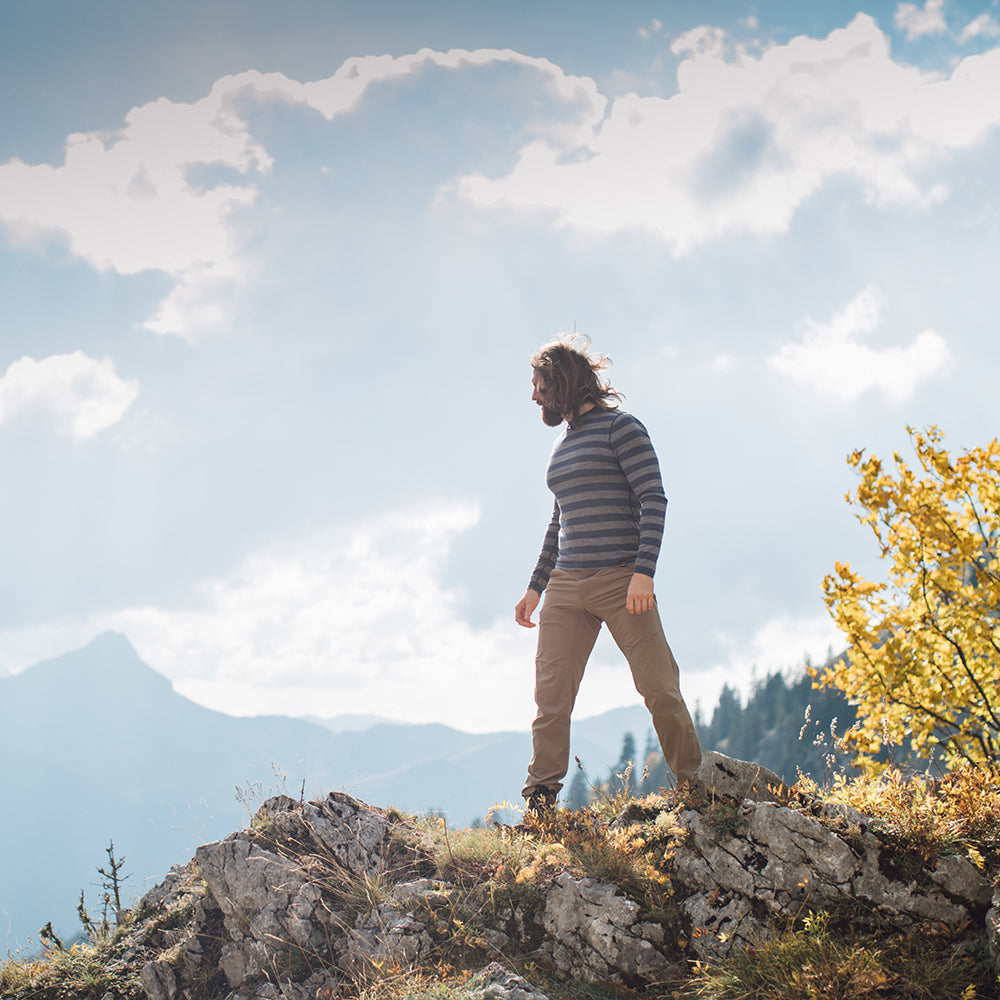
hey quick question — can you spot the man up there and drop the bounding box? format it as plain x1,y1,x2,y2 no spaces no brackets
515,339,702,812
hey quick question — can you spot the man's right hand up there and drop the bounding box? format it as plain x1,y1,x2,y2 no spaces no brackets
515,588,541,628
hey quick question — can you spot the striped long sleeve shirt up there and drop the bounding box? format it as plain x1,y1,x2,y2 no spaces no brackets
528,407,668,593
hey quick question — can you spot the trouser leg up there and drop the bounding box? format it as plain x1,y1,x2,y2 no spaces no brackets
522,571,601,798
592,569,703,783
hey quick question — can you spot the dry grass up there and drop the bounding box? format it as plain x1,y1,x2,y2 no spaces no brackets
0,934,140,1000
421,781,688,926
682,911,993,1000
797,762,1000,871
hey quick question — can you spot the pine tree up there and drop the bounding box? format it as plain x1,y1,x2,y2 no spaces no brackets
566,767,590,810
609,731,637,794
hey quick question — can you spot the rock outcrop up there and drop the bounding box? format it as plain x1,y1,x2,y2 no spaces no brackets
107,753,996,1000
538,873,674,982
679,752,991,961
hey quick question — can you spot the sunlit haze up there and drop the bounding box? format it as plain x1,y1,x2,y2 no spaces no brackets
2,0,998,731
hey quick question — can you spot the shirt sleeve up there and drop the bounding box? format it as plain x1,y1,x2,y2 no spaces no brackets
609,413,668,577
528,499,560,593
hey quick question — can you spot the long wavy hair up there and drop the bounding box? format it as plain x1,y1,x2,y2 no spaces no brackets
531,337,623,424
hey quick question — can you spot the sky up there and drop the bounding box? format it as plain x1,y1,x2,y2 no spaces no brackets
1,0,999,733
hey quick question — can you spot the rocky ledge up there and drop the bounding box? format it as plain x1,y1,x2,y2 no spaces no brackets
107,752,998,1000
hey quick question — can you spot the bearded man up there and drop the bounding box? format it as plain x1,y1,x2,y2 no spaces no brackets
515,340,702,811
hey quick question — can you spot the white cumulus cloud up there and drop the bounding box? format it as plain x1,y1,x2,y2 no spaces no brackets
0,90,269,341
454,14,1000,254
8,25,1000,315
101,503,542,730
0,351,139,438
768,286,951,404
960,13,1000,43
895,0,948,40
0,52,603,341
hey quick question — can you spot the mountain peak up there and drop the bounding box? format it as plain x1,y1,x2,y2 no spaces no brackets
88,629,137,652
4,630,173,703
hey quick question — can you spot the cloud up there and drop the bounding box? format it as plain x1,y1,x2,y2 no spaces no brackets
670,25,729,59
637,18,664,41
454,14,1000,253
659,610,846,719
0,352,139,438
0,53,603,340
710,352,738,372
55,503,539,730
768,286,951,404
960,13,1000,43
895,0,948,40
8,22,1000,315
0,91,269,341
745,613,844,669
293,49,605,146
0,497,689,731
701,611,844,709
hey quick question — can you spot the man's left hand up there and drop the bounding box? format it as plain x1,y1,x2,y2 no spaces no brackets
626,572,655,615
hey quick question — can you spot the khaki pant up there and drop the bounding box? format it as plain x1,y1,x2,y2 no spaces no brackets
522,565,702,798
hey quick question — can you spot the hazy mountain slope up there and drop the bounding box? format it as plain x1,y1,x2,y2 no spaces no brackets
0,632,648,950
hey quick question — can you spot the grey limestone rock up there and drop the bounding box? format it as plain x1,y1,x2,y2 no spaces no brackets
231,971,339,1000
537,872,673,983
195,833,331,987
342,878,453,975
928,854,993,908
344,903,433,973
693,750,787,804
139,960,178,1000
465,962,550,999
673,769,992,959
256,791,391,876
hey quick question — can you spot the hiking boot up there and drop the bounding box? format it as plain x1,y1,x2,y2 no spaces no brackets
525,786,558,815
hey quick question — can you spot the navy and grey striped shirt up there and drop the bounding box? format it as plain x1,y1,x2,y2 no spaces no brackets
528,407,668,593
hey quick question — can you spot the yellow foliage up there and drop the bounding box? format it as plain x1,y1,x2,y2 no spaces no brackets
821,426,1000,771
812,763,1000,873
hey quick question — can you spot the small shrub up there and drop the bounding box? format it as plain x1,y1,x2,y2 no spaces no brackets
0,932,141,1000
804,764,1000,872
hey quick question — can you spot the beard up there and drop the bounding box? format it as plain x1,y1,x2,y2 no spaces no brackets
540,404,564,427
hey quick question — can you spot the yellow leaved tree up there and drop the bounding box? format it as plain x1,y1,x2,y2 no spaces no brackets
820,426,1000,771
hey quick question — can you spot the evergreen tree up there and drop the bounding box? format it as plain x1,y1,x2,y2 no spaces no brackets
609,732,638,794
711,684,744,754
624,658,861,790
566,767,590,810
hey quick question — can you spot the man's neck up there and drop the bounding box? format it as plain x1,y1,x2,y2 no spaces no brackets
565,401,596,428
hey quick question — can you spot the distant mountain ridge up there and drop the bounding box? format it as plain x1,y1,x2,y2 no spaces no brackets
0,632,653,952
304,712,395,733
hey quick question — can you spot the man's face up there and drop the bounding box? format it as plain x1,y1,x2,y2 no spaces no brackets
531,371,563,427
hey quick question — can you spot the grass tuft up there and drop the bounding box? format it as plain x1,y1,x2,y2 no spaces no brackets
0,929,141,1000
683,911,995,1000
797,763,1000,871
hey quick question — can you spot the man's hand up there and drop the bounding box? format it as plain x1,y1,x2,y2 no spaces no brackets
626,572,655,615
515,588,541,628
